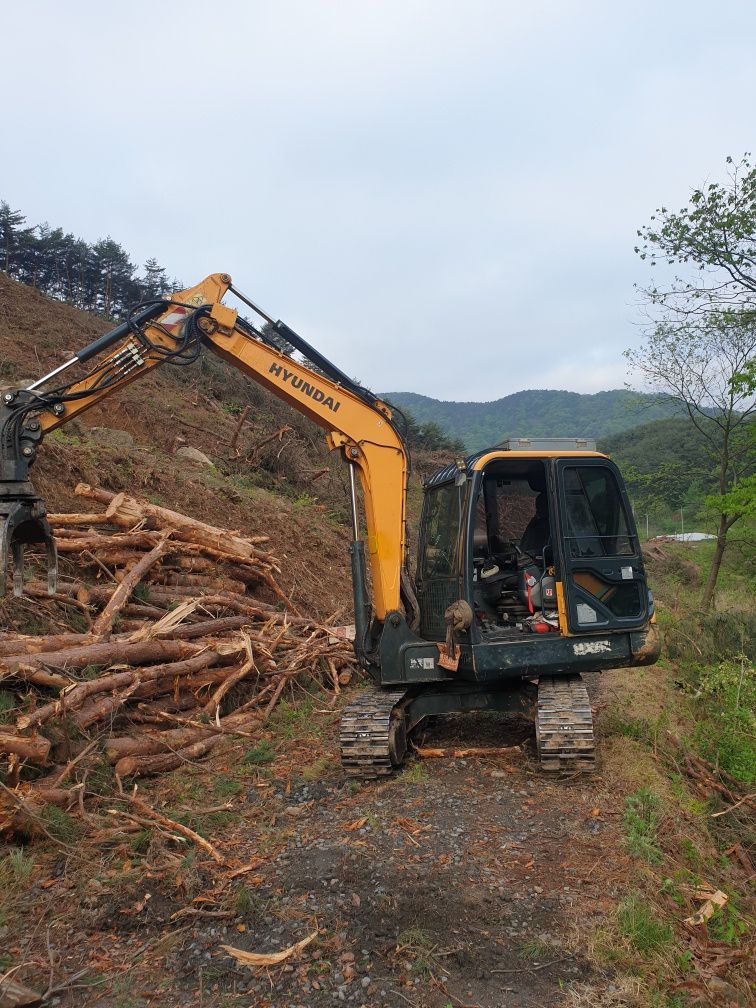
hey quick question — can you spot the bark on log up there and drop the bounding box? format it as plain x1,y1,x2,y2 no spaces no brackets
1,639,204,679
75,484,273,559
18,652,223,730
115,737,220,778
148,573,247,594
170,616,250,640
0,731,51,764
106,705,261,763
0,633,96,657
2,666,73,691
48,512,112,526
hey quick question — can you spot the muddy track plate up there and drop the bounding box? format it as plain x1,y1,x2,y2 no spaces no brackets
340,685,408,778
536,674,595,772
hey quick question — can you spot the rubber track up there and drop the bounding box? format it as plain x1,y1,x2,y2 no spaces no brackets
340,685,408,778
536,674,595,772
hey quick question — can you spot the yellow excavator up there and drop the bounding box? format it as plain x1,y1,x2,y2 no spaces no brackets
0,273,660,775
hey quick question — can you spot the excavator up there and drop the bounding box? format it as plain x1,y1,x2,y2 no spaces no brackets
0,273,660,775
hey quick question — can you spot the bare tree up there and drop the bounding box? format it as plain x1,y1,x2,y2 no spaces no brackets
633,156,756,606
625,313,755,608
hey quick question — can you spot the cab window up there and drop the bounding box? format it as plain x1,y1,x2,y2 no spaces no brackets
420,483,460,579
563,466,634,558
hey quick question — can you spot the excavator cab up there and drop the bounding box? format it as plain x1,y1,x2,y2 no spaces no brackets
415,441,654,662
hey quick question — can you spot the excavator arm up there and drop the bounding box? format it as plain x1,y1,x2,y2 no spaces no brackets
0,274,410,648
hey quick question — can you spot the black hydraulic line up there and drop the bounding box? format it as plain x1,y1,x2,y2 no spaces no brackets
74,302,165,364
229,284,380,408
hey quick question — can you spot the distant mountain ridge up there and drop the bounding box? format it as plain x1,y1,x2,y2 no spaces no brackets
383,389,683,451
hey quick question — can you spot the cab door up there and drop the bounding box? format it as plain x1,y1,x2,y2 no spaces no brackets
552,459,650,633
416,480,466,640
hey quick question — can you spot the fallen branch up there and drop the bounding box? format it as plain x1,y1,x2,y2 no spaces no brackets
92,532,174,636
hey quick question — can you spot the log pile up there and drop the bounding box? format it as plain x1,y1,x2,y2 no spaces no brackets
0,485,356,835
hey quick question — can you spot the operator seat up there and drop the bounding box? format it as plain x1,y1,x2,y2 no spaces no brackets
520,492,550,563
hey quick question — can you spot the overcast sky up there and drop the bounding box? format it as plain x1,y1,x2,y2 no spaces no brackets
2,1,754,400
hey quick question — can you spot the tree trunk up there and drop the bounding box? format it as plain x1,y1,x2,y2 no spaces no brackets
700,513,729,610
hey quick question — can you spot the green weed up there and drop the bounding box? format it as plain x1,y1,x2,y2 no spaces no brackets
232,886,262,921
623,788,663,865
241,740,276,765
130,830,152,853
40,806,83,844
0,690,16,724
398,762,430,785
691,657,755,785
0,847,34,885
396,927,442,977
519,938,554,961
213,778,242,798
268,699,321,740
707,899,750,946
616,894,672,954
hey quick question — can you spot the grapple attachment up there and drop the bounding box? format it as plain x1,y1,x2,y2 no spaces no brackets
0,497,58,597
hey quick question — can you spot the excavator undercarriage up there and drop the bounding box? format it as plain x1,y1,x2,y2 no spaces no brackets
339,675,597,777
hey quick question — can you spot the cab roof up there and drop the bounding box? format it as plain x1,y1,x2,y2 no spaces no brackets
424,446,607,489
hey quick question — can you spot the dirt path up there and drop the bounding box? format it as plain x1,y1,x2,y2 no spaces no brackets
7,676,637,1008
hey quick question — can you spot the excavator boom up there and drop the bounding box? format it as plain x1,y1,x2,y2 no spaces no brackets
0,274,409,632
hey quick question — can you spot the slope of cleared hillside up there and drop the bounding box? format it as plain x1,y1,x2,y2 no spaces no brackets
0,273,357,618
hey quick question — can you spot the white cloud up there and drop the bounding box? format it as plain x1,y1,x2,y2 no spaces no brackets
2,0,755,400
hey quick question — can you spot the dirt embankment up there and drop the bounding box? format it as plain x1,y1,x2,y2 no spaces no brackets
0,273,361,619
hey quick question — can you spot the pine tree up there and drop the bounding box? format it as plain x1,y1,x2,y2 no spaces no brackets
0,201,33,275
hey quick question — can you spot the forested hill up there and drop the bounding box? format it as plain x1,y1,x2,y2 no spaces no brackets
598,416,716,522
384,389,682,451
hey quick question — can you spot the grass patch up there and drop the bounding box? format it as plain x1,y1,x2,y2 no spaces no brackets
213,778,242,798
0,847,34,885
241,740,276,765
519,937,555,961
616,894,672,954
397,761,430,785
40,806,83,844
268,699,321,740
299,756,339,781
689,657,755,786
623,789,663,865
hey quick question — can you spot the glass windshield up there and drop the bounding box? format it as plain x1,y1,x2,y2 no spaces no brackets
420,483,460,579
563,466,635,558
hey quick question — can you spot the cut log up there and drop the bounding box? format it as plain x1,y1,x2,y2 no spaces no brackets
75,484,273,559
115,737,220,778
0,633,96,658
48,512,112,526
17,651,224,730
0,731,51,765
1,639,205,679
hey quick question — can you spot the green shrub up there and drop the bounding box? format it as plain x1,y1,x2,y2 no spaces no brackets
692,657,755,785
